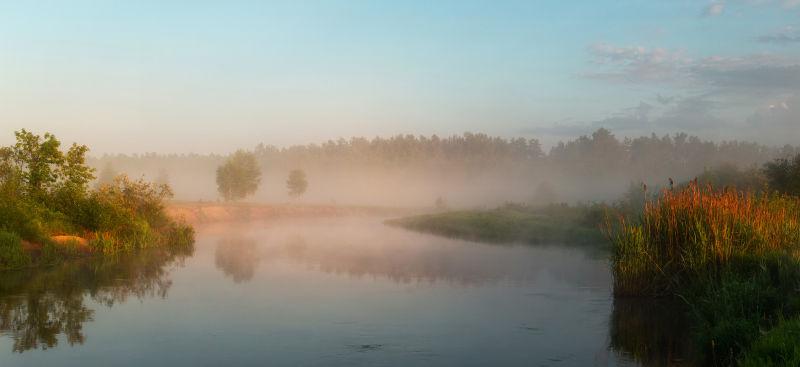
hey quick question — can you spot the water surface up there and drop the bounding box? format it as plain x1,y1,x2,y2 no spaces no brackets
0,217,672,366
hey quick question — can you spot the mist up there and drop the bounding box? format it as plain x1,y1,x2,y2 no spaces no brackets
84,130,797,208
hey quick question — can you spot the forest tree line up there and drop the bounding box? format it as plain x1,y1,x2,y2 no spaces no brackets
88,128,800,204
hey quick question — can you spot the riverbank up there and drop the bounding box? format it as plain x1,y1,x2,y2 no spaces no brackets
608,182,800,365
166,201,418,225
385,204,607,245
0,130,194,270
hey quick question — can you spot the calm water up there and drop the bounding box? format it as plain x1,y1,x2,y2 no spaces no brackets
0,217,683,366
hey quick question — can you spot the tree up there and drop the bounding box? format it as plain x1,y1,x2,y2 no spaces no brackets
763,154,800,196
95,162,117,189
1,129,94,199
216,150,261,201
286,169,308,198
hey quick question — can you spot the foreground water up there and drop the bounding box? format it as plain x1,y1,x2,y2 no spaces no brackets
0,217,679,366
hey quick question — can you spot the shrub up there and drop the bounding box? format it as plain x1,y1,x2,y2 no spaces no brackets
0,130,195,265
0,231,31,269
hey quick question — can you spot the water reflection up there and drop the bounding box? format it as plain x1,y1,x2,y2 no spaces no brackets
609,298,692,366
0,245,192,353
215,237,259,283
208,219,610,288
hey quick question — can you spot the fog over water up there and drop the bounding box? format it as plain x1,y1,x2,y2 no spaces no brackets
0,218,655,367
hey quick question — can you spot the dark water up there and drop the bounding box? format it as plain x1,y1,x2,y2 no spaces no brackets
0,217,684,366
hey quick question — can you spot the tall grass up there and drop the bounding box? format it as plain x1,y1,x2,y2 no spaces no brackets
609,182,800,364
608,181,800,297
0,231,31,269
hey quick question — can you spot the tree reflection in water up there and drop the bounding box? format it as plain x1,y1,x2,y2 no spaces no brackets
609,298,693,366
210,224,610,288
0,245,193,353
214,237,260,283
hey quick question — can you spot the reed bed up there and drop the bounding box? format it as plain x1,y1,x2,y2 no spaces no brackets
609,181,800,297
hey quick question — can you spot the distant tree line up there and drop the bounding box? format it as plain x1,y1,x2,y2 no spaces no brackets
89,128,799,201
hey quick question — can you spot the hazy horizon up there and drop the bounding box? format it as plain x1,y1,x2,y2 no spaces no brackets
2,1,799,154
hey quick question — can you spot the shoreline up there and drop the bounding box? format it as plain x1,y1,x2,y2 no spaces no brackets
166,201,422,225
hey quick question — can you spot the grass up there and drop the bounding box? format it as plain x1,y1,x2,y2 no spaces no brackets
607,182,800,365
740,317,800,366
386,203,606,245
0,231,30,269
608,182,800,297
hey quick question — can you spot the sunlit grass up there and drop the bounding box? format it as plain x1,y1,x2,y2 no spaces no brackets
608,181,800,297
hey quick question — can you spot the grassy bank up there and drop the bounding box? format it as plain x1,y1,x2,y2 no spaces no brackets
386,203,606,245
0,130,194,270
608,182,800,365
168,201,413,225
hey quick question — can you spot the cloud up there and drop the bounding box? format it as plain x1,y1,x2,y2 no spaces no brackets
584,43,800,94
703,1,726,16
746,94,800,143
654,96,725,131
783,0,800,9
528,98,718,137
692,54,800,91
757,26,800,44
583,43,692,83
699,0,800,15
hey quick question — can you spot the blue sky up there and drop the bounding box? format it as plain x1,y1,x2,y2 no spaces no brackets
1,0,799,153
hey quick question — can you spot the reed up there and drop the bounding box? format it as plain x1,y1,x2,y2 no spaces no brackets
608,181,800,297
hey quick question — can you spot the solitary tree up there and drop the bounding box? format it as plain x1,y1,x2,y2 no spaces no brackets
286,169,308,198
216,150,262,201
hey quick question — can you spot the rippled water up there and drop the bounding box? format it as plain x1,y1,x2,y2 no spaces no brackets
0,217,681,366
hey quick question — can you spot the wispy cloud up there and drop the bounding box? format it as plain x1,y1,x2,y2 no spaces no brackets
583,43,692,83
698,0,800,16
584,43,800,94
757,26,800,44
703,1,726,16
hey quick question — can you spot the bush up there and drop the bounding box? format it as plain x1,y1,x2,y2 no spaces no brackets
0,231,31,269
764,153,800,196
0,130,195,265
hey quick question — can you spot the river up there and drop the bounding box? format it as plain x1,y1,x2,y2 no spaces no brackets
0,216,684,366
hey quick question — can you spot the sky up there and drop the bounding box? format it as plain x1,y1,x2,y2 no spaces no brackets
1,0,799,154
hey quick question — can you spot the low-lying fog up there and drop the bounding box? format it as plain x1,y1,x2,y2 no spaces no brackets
88,130,798,207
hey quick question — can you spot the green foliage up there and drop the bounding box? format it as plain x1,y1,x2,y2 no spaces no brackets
693,163,767,193
0,231,31,269
0,130,194,266
688,255,800,366
609,181,800,365
216,150,261,201
286,169,308,198
387,203,606,245
764,153,800,196
740,317,800,366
